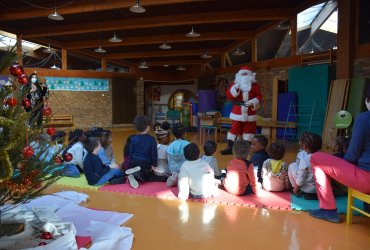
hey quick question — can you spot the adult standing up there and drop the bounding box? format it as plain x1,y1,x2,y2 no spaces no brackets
26,73,49,128
220,66,262,155
309,90,370,223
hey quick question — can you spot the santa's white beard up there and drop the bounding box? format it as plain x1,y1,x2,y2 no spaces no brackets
235,74,252,92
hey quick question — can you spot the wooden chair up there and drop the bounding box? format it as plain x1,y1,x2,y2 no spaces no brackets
43,114,75,131
198,112,220,146
346,188,370,224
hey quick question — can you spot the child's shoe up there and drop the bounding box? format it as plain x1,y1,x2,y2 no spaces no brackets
128,174,139,188
125,166,141,175
303,192,318,200
309,209,340,223
166,172,178,187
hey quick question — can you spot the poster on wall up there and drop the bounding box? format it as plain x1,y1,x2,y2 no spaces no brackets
45,77,109,91
151,86,161,101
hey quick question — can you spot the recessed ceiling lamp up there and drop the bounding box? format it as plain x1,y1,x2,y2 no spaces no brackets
94,32,107,53
138,61,149,69
200,52,212,59
108,32,122,43
176,65,186,71
186,26,200,38
129,0,146,13
232,47,245,56
274,21,290,30
159,41,171,50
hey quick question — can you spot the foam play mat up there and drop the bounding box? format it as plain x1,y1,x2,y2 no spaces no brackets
290,194,363,214
100,182,292,210
55,175,103,190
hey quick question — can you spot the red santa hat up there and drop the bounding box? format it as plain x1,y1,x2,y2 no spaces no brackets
240,66,253,71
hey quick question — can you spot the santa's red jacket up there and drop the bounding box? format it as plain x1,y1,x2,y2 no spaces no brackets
226,82,262,122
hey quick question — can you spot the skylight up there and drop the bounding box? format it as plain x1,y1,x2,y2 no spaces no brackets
297,2,326,29
320,10,338,33
0,32,42,50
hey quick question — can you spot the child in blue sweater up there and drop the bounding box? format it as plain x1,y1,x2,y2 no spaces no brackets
127,115,166,188
83,137,124,186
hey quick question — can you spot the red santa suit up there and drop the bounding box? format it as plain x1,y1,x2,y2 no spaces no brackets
226,66,262,142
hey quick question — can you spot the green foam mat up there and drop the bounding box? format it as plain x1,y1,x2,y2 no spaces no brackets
291,194,363,215
55,174,103,190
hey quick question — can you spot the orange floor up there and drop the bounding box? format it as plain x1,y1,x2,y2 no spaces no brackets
47,128,370,249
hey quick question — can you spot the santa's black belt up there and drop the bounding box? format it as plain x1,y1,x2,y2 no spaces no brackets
233,101,248,107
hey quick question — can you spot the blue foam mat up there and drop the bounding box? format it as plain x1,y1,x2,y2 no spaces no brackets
291,194,363,215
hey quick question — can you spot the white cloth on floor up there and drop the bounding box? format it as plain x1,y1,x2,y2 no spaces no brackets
55,203,133,236
80,221,133,250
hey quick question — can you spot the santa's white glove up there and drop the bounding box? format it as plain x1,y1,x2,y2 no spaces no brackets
246,100,253,107
234,82,241,89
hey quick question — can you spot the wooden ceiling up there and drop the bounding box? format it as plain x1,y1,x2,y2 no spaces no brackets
0,0,324,71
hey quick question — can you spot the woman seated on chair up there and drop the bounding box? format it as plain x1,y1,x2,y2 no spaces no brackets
309,89,370,223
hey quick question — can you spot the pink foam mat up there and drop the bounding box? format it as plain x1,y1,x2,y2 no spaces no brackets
99,182,292,210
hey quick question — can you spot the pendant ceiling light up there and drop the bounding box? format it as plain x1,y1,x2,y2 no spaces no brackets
176,65,186,71
163,64,169,67
50,64,60,69
108,32,122,43
274,21,290,30
43,24,55,53
200,52,212,59
94,32,107,53
186,26,200,37
138,61,149,69
43,45,55,54
130,0,146,13
232,47,245,56
159,41,171,50
48,9,64,21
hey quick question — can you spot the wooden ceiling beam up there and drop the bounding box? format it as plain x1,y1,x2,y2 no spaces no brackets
22,9,294,38
102,48,221,59
0,0,207,21
64,31,253,49
294,0,326,14
132,60,203,66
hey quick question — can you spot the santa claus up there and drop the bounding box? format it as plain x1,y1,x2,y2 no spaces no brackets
220,66,262,155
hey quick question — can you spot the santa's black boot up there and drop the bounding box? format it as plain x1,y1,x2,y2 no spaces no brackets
220,140,233,155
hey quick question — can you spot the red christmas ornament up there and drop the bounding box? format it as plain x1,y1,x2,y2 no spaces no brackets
9,63,24,77
42,106,52,117
18,74,28,85
63,153,73,162
41,232,53,240
22,146,34,159
6,97,17,107
33,183,42,189
55,156,63,164
47,127,56,136
21,98,31,109
38,242,47,246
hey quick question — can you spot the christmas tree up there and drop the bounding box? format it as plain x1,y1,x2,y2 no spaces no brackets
0,45,66,214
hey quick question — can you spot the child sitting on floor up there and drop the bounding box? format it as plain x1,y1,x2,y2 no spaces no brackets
62,129,87,177
126,115,166,188
201,141,222,179
177,143,218,201
166,122,190,187
89,127,119,169
223,140,257,196
153,122,171,177
288,132,322,200
331,135,350,159
122,135,135,171
261,142,289,192
251,134,270,184
83,137,124,186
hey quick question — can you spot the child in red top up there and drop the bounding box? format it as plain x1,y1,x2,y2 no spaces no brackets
223,140,257,196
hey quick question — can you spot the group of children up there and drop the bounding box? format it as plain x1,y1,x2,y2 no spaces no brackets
39,114,349,201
